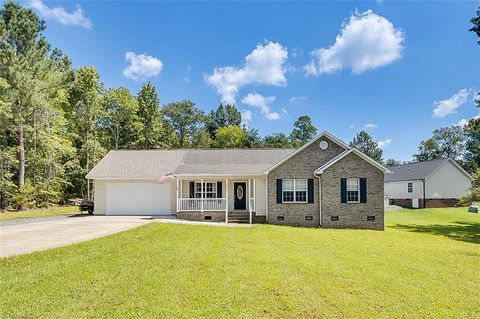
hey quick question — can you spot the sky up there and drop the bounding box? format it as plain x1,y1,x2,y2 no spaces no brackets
14,0,480,161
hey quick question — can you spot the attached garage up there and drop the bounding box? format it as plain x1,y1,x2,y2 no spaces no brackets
105,182,172,215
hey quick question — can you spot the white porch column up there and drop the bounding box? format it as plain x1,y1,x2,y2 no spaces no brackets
253,179,256,211
248,179,252,224
176,179,179,212
201,178,204,212
225,179,229,223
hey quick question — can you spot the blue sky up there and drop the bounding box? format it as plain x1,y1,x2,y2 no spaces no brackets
18,0,480,160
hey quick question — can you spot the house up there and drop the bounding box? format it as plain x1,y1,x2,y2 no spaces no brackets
384,158,473,208
86,131,390,229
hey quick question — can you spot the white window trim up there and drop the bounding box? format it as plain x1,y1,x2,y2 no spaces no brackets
194,181,218,199
346,178,360,204
282,179,308,204
407,182,413,193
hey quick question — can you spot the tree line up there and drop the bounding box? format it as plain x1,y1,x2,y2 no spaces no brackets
1,2,479,210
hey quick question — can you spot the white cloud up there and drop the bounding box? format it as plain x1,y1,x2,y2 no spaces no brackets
123,52,163,81
205,41,288,104
378,139,391,149
455,115,480,127
305,10,404,76
289,96,307,104
29,0,92,29
363,123,378,129
241,110,253,126
241,93,281,120
433,88,472,118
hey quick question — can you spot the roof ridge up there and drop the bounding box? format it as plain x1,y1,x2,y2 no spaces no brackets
110,148,297,152
389,158,448,168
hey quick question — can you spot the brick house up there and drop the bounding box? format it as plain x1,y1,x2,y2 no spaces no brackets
87,131,390,230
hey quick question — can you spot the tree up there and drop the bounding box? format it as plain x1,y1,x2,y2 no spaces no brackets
289,115,317,146
464,118,480,172
244,128,262,148
349,131,383,162
262,133,292,148
469,7,480,44
413,138,442,161
191,129,212,149
206,104,242,137
432,126,465,160
102,87,142,149
66,66,106,200
469,7,480,106
137,82,172,148
163,100,204,148
0,1,73,208
413,126,466,163
385,159,402,167
215,125,248,148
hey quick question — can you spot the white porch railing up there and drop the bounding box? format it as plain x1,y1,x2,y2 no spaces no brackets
177,198,227,212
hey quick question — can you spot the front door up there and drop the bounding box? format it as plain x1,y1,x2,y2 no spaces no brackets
234,182,247,210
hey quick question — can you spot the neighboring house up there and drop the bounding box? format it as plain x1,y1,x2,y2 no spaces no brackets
86,132,390,229
384,158,473,208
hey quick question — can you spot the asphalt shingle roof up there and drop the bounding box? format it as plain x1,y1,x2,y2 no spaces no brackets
86,149,296,179
384,158,449,182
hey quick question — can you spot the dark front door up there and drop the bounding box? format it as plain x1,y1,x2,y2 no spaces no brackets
234,182,247,210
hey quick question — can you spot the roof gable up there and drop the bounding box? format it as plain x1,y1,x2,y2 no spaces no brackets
262,131,350,174
315,149,391,174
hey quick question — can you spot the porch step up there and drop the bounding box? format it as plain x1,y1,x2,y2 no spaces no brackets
228,212,250,223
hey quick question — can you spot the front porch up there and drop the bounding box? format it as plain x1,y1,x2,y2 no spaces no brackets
175,178,256,224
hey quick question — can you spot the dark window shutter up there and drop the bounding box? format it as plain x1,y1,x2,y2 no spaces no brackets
276,179,283,203
307,179,314,203
217,182,222,198
189,181,195,198
340,178,347,203
360,178,367,203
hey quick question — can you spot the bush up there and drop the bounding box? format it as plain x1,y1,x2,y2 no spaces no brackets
457,187,480,207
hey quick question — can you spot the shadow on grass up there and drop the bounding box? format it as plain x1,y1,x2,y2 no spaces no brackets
392,221,480,244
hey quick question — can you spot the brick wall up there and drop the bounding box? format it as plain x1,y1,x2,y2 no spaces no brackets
320,152,385,230
267,137,345,227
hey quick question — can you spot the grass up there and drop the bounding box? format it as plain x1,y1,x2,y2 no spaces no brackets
0,206,80,221
1,208,479,318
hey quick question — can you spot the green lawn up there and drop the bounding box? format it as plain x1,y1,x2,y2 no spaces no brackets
0,206,79,221
1,208,479,318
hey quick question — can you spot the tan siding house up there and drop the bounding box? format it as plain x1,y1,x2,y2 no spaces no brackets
87,131,391,229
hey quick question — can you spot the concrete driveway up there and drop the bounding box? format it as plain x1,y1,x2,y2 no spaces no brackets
0,216,150,258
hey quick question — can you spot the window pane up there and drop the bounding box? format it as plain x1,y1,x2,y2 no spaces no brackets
283,179,294,191
296,179,307,191
347,178,359,191
347,190,359,202
283,191,294,202
295,191,307,202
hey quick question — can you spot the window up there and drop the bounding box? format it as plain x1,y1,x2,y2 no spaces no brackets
194,181,217,198
346,178,359,203
282,179,308,203
407,182,413,193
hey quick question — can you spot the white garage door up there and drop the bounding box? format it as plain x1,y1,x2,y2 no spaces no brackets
106,182,171,215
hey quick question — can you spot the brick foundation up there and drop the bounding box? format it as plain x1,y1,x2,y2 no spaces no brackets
176,211,226,222
424,198,459,208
